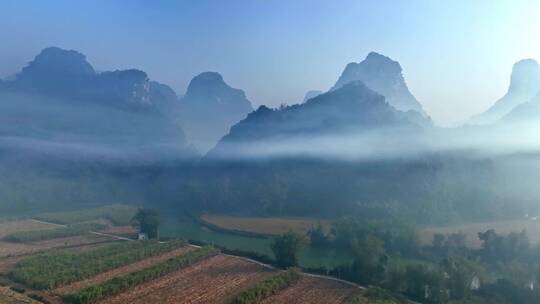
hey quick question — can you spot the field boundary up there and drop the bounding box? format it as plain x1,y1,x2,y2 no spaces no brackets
193,215,274,239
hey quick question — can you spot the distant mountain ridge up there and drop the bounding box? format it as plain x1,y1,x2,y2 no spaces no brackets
470,59,540,125
0,47,196,159
209,80,424,159
6,47,179,112
332,52,426,116
179,71,253,153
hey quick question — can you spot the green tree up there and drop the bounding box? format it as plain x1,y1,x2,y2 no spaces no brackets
131,208,161,239
271,231,306,268
308,223,329,248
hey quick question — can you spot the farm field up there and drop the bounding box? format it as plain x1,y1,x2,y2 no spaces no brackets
161,217,353,269
53,246,195,295
10,240,186,289
0,220,57,239
259,276,358,304
34,205,138,226
418,219,540,248
201,214,328,236
0,286,40,304
99,254,275,304
0,234,114,258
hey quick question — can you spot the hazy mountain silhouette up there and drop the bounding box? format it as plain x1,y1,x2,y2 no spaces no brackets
0,47,195,159
501,92,540,123
179,72,253,153
471,59,540,125
208,81,424,159
332,52,426,116
303,90,323,102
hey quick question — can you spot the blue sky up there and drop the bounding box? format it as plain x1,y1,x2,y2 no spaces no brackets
1,0,539,125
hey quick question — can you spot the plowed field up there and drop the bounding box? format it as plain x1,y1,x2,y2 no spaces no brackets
100,255,274,304
54,246,195,295
0,234,114,258
260,276,357,304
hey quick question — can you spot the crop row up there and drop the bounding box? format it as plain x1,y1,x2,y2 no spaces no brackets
63,245,220,304
227,268,301,304
10,240,185,289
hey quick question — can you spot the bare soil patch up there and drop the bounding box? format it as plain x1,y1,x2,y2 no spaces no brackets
0,234,114,258
260,276,357,304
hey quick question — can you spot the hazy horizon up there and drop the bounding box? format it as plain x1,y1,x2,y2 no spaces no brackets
1,0,539,126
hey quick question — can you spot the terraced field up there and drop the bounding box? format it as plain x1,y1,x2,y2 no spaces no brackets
260,276,358,304
100,254,275,304
54,246,195,295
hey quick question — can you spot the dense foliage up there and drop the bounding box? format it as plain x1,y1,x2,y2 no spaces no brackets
227,268,300,304
131,208,160,239
64,245,219,304
10,240,185,289
305,218,540,304
3,222,106,243
35,205,138,226
270,231,306,268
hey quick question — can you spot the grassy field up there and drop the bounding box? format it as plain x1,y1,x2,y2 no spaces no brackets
3,223,106,243
161,216,354,269
418,219,540,248
0,220,57,239
10,240,185,289
34,204,138,226
201,214,329,236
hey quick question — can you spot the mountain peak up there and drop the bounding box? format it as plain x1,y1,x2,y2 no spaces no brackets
364,51,402,72
508,59,540,94
331,52,424,114
191,71,224,83
180,71,253,153
470,58,540,125
18,47,95,79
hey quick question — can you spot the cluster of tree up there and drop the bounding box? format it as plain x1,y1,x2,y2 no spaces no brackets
131,208,161,239
190,154,529,226
11,240,185,289
64,246,219,304
227,268,300,304
300,219,540,304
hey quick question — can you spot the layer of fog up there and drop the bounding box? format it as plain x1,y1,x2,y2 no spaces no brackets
0,91,192,162
210,122,540,161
